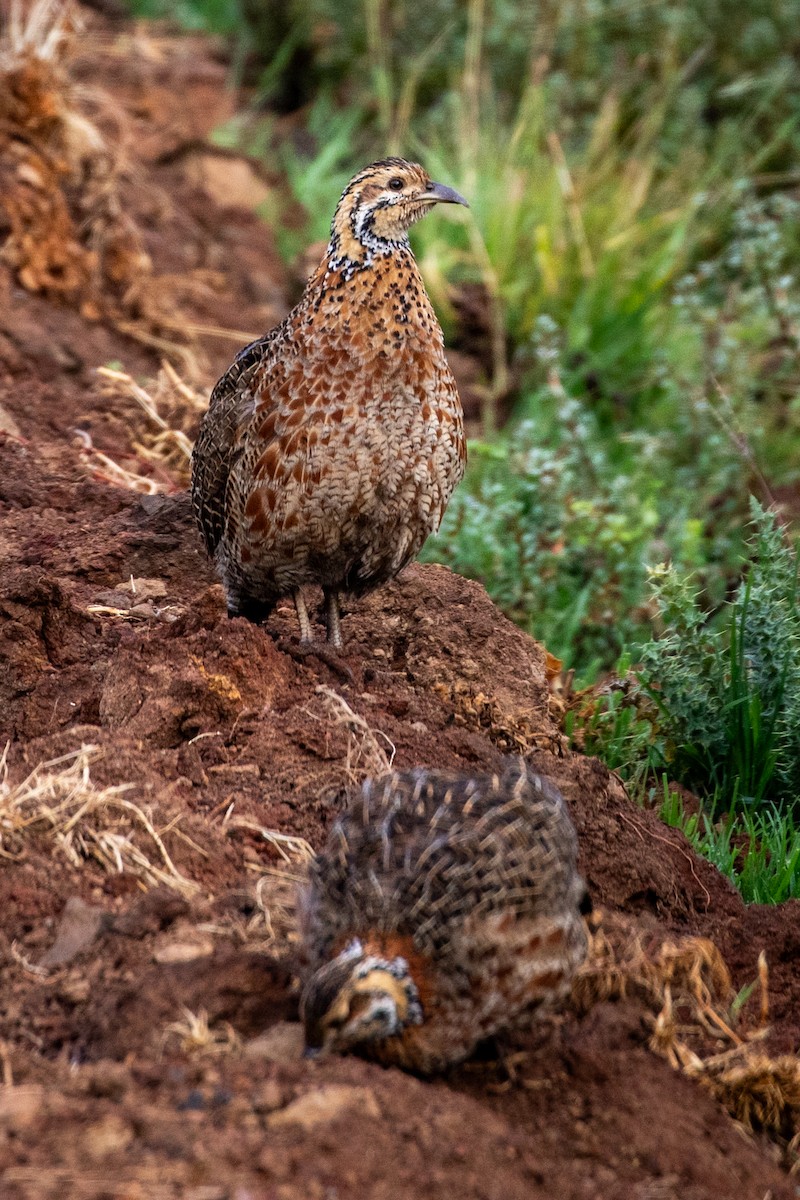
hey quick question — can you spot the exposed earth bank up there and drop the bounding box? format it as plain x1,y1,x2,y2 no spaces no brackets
0,9,798,1198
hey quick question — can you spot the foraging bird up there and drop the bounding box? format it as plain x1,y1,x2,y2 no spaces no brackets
299,762,589,1073
191,158,468,649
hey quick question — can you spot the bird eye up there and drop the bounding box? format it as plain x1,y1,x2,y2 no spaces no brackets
388,177,404,191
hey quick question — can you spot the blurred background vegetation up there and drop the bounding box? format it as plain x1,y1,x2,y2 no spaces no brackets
126,0,800,897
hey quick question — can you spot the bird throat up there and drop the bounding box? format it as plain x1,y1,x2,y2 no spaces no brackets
326,224,408,279
324,189,411,281
295,191,443,370
351,965,424,1029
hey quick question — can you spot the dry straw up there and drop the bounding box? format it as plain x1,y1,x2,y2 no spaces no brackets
0,743,198,896
69,361,207,493
575,919,800,1168
94,361,207,488
223,820,315,948
161,1006,241,1057
308,685,396,782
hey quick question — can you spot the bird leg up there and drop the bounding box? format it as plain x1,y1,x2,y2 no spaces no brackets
324,589,343,649
293,588,313,643
279,588,354,683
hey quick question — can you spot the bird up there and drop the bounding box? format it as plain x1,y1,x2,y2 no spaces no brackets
298,761,589,1074
191,158,468,650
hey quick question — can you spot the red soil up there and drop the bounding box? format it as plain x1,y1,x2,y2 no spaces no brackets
0,9,797,1198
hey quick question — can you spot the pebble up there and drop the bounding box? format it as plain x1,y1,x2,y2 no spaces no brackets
244,1023,304,1064
267,1084,380,1130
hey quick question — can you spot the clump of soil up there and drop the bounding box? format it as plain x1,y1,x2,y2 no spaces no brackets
0,1,159,325
0,7,798,1199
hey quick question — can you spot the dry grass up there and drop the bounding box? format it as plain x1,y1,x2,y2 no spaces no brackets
96,361,207,485
575,916,800,1167
0,743,199,896
73,426,168,494
309,685,396,782
161,1006,241,1057
224,820,314,949
72,360,208,493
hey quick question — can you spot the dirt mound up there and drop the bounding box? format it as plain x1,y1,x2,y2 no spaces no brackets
0,7,798,1198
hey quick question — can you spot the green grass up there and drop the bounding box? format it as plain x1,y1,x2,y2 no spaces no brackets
660,782,800,903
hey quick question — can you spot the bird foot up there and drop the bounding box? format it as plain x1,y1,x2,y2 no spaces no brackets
277,638,355,685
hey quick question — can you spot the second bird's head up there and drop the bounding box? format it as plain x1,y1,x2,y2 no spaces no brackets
300,939,423,1059
330,157,468,261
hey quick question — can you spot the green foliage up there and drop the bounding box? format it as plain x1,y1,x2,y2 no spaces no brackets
637,502,800,813
126,0,242,34
422,371,743,677
660,784,800,903
127,0,800,163
564,654,666,796
407,84,707,402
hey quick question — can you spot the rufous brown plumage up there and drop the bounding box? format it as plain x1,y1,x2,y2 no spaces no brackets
191,158,467,648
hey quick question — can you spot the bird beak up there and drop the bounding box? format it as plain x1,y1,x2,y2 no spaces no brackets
419,181,469,208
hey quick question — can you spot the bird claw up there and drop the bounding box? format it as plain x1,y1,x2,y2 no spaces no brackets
277,638,355,685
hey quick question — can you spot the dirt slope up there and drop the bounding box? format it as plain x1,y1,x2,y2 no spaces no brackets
0,9,798,1199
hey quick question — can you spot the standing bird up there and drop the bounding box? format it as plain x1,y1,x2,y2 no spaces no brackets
299,762,589,1074
191,158,467,650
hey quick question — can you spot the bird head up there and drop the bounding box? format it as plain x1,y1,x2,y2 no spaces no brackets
327,158,468,269
300,939,423,1058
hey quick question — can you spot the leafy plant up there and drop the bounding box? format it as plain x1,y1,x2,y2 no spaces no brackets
565,653,666,796
423,372,744,677
637,501,800,814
